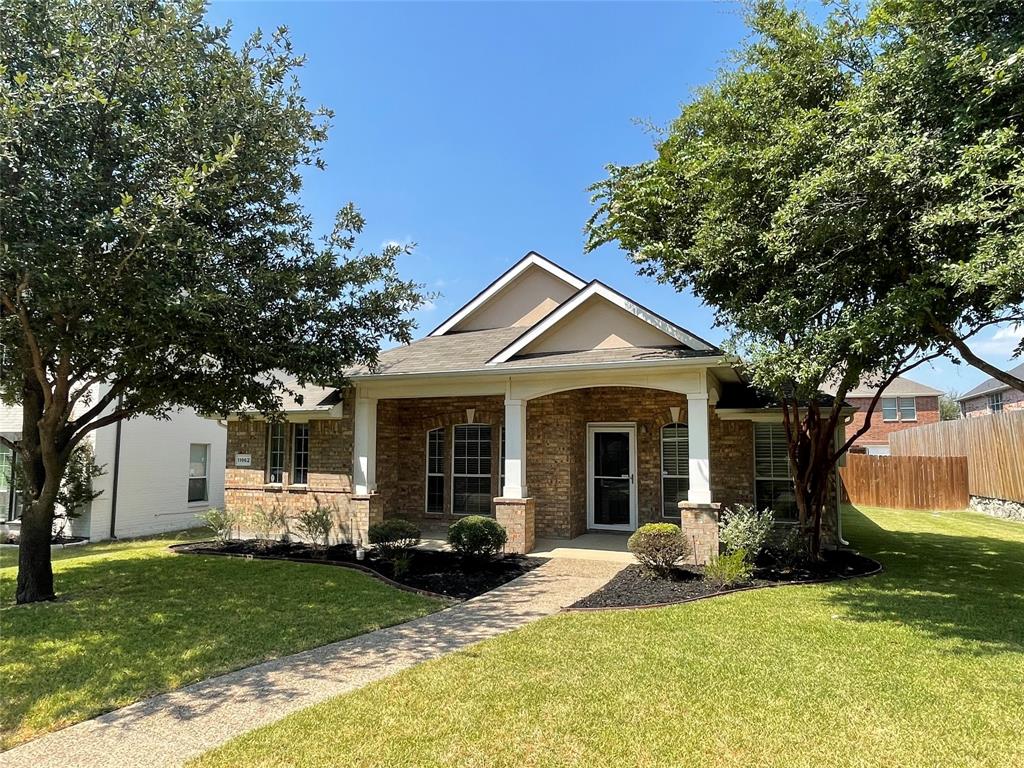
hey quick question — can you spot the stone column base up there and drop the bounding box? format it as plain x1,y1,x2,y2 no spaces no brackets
494,497,536,554
350,493,384,547
678,501,722,565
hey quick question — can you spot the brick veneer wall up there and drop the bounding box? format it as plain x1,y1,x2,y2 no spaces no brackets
846,395,940,447
962,388,1024,418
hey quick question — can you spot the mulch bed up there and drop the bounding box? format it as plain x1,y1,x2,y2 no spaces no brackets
569,549,882,611
171,539,546,600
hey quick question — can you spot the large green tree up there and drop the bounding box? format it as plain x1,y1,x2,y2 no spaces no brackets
586,0,1022,554
0,0,425,603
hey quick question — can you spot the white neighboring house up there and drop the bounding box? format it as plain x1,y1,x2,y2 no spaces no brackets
1,385,226,541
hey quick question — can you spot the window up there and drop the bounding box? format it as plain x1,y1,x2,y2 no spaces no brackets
754,423,797,521
499,426,506,494
452,424,492,515
426,427,444,515
267,422,285,483
292,423,309,485
0,443,14,521
188,443,209,503
661,423,689,517
989,392,1004,413
881,396,916,422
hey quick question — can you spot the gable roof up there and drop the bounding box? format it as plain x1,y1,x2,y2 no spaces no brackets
428,252,586,336
958,361,1024,400
487,280,717,365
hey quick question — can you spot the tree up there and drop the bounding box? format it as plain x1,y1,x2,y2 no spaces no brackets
939,392,962,421
0,0,425,603
586,0,951,556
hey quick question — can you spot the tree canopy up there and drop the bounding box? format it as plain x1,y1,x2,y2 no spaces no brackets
0,0,425,602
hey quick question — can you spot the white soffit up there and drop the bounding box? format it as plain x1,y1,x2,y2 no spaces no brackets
428,251,586,337
487,281,716,365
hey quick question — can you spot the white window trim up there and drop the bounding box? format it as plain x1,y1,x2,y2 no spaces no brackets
267,421,287,485
881,396,917,422
291,423,310,487
188,443,210,505
660,422,689,519
753,423,798,524
425,427,444,516
988,392,1004,412
451,423,493,516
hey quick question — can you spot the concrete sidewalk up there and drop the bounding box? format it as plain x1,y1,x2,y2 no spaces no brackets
3,558,624,768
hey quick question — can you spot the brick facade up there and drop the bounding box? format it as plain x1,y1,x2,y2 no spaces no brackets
961,388,1024,418
846,395,940,449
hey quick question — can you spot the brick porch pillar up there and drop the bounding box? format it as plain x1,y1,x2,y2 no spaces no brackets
678,500,721,565
350,493,383,547
494,497,536,554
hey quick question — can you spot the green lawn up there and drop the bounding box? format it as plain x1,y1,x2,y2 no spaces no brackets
193,507,1024,768
0,530,441,750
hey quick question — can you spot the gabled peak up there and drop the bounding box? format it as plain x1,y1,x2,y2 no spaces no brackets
429,252,586,336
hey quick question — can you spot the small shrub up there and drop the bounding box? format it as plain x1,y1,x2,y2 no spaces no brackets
249,503,287,547
448,515,507,559
704,549,754,589
197,507,235,544
628,523,691,578
294,499,335,549
368,518,421,559
772,526,808,568
718,504,774,561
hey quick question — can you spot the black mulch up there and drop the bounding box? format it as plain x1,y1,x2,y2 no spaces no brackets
570,549,881,610
173,539,546,600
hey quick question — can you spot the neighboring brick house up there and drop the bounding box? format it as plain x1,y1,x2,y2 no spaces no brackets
957,362,1024,418
833,377,943,455
222,253,842,557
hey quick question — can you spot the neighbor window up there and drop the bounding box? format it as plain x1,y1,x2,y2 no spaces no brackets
426,427,444,515
988,392,1004,413
292,423,309,485
661,423,689,517
267,422,285,483
882,397,917,422
188,443,209,503
452,424,491,515
754,423,797,522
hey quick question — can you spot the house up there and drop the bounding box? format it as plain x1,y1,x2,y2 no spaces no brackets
1,387,226,540
223,253,842,558
830,376,943,455
957,362,1024,418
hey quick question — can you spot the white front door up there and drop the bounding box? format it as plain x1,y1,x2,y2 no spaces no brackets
586,424,638,531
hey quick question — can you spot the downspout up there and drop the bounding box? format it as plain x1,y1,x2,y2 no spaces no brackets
835,415,852,547
108,395,124,540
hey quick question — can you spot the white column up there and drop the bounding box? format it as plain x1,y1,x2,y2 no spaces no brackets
502,398,527,498
687,393,712,503
353,395,377,495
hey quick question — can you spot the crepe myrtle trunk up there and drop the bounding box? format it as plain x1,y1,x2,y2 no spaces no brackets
14,379,69,604
781,400,836,559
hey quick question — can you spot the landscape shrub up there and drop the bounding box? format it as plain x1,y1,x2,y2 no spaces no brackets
448,515,507,559
294,499,336,550
704,549,754,589
718,504,774,561
249,503,287,547
772,526,808,568
368,518,421,559
628,523,691,578
197,507,235,544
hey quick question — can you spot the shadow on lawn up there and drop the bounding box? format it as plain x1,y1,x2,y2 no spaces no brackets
830,507,1024,654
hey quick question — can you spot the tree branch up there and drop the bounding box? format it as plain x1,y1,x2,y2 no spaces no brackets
930,318,1024,394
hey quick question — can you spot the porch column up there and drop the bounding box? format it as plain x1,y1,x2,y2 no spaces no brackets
353,395,377,495
687,393,712,503
502,398,527,498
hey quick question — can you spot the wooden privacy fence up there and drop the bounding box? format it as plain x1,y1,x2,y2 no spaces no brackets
840,454,969,510
889,411,1024,503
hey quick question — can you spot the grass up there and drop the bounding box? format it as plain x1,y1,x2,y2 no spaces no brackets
0,529,441,750
193,506,1024,768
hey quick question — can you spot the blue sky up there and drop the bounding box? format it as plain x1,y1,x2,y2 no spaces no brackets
207,0,1021,395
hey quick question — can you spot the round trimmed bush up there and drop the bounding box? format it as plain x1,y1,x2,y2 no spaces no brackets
448,515,507,559
368,518,421,559
628,522,691,578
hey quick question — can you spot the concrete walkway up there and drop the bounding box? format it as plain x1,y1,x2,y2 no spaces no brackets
4,558,624,768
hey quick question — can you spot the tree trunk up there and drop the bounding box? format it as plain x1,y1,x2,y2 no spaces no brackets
16,499,56,603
